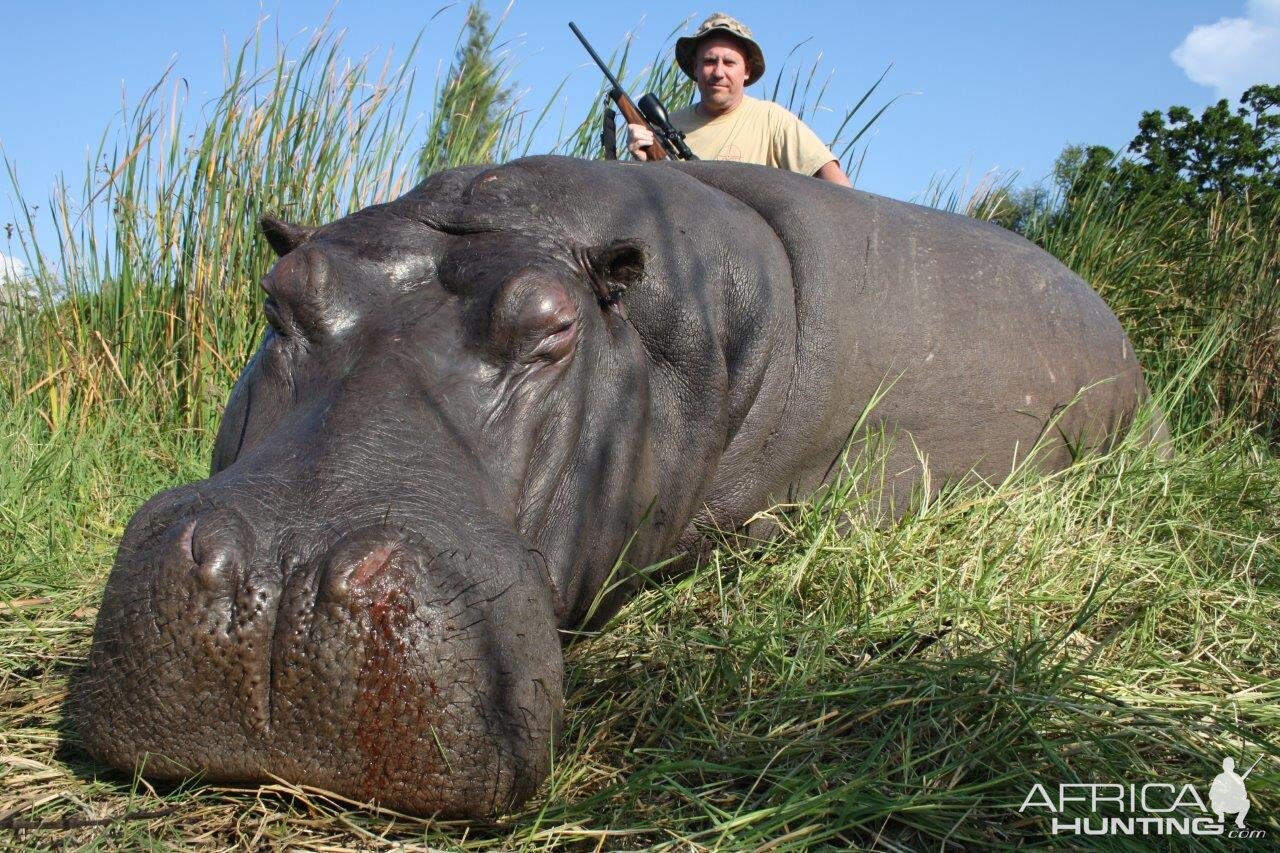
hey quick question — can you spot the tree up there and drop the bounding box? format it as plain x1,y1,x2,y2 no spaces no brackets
418,2,512,177
1059,85,1280,210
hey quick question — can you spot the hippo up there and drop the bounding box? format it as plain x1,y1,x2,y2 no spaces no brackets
72,155,1159,818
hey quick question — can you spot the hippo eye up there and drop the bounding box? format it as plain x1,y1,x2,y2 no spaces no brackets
492,276,580,365
263,297,289,336
526,314,577,362
259,248,341,341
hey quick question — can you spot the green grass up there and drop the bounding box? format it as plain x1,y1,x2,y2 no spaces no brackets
2,375,1277,848
2,12,1278,851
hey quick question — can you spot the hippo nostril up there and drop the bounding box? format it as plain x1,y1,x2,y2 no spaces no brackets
182,511,253,592
192,539,237,590
177,518,197,563
323,544,398,602
318,531,424,604
350,545,397,587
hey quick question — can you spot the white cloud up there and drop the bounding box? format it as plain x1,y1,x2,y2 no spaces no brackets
1173,2,1280,98
0,251,27,282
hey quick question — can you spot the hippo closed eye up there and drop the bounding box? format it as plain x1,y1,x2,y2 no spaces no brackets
73,155,1162,817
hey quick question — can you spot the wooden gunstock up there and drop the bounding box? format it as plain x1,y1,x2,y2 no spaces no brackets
613,91,668,161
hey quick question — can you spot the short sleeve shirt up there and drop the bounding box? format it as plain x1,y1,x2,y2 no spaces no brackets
669,96,837,176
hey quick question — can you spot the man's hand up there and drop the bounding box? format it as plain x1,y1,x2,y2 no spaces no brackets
626,123,656,161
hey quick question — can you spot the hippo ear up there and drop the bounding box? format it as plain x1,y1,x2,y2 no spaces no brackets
586,239,646,303
260,214,316,257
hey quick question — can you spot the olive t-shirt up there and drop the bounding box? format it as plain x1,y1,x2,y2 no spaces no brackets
669,96,837,176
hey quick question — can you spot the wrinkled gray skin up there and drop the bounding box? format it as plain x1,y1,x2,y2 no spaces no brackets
73,156,1156,817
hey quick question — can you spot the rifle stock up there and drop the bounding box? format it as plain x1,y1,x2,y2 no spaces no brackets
611,90,669,161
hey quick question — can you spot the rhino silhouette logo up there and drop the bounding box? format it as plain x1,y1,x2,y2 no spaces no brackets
1209,756,1258,829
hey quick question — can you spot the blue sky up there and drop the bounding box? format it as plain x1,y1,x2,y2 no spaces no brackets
3,0,1279,275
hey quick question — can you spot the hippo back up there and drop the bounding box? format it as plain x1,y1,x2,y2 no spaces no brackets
670,160,1151,526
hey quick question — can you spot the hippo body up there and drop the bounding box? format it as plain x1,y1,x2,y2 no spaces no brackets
74,156,1154,817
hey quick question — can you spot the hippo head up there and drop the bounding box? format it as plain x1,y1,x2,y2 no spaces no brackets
72,157,753,816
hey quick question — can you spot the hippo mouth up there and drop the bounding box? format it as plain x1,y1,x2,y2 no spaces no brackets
72,498,563,817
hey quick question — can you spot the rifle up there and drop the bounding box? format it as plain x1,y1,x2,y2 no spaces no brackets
569,22,697,162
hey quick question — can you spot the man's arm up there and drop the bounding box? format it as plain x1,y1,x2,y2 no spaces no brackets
814,159,852,187
769,102,850,185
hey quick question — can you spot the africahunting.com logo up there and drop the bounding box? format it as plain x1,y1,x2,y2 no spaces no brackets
1018,756,1266,839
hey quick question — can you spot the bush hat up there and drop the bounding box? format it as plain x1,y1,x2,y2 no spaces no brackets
676,13,766,86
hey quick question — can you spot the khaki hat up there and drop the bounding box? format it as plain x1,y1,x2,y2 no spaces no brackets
675,13,766,86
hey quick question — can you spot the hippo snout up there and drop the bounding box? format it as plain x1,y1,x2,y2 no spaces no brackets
73,495,564,817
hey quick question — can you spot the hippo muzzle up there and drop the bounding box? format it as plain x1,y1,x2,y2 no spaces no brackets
74,483,563,817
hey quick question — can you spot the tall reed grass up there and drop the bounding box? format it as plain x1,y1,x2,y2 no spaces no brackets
2,22,421,433
1026,184,1280,441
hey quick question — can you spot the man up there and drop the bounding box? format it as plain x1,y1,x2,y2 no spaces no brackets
628,13,852,187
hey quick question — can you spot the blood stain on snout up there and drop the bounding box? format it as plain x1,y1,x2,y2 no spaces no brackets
350,561,424,800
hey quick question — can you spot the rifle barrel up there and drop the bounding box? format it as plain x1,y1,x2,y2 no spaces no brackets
569,23,625,94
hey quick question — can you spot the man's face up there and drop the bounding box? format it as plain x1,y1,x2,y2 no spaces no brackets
694,35,749,115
